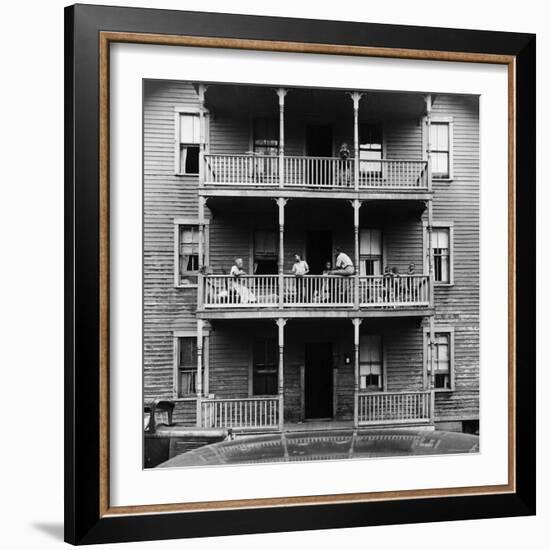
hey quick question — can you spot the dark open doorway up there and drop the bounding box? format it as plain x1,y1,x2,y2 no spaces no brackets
306,124,333,157
306,231,332,275
304,342,333,419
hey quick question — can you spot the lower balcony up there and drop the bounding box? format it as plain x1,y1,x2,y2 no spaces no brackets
198,391,433,431
201,274,430,313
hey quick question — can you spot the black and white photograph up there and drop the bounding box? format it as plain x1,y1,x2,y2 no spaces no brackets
142,80,480,468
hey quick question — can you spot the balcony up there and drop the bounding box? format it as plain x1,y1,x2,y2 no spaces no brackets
198,391,432,431
200,274,430,315
203,154,429,194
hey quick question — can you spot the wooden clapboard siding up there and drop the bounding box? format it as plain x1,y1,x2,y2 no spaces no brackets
143,80,203,400
426,94,480,421
383,217,423,273
385,119,422,160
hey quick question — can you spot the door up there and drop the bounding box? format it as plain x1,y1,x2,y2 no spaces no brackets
305,342,333,419
306,125,333,186
306,231,332,275
306,124,333,157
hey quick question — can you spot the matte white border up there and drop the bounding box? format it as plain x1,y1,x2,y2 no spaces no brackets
110,43,508,507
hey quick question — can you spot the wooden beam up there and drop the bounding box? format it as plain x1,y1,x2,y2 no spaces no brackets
276,318,287,431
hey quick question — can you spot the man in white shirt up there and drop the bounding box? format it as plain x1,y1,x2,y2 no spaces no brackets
332,246,355,276
291,253,309,302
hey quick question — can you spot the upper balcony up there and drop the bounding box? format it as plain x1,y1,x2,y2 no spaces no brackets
196,84,433,201
203,154,430,198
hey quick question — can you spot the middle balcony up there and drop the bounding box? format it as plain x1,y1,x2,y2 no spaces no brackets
193,198,433,320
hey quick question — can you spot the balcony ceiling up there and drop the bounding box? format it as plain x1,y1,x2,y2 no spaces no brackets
202,84,428,120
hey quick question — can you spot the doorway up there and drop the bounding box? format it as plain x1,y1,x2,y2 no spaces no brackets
306,124,333,157
306,231,332,275
304,342,333,419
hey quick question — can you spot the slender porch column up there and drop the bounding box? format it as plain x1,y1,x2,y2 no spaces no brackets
197,195,207,309
276,88,287,188
351,199,362,309
425,94,436,423
196,319,204,427
275,198,288,308
350,92,364,191
352,318,362,428
198,84,207,190
276,318,287,431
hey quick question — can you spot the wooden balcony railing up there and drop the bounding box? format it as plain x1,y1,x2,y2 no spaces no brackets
357,390,432,426
203,154,429,191
202,274,430,310
359,275,429,307
200,396,281,430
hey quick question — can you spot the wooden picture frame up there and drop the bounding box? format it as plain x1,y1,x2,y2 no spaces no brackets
65,4,536,544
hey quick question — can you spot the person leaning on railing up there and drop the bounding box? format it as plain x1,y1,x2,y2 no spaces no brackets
331,246,355,302
337,143,352,187
291,253,310,302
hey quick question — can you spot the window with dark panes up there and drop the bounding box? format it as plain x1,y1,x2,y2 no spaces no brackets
431,227,450,283
359,334,383,390
427,333,451,389
253,338,278,395
253,229,278,274
178,113,200,174
359,122,383,174
178,225,200,285
359,229,382,276
429,122,450,178
177,337,197,396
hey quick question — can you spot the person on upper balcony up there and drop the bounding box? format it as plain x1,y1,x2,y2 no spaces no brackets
332,246,355,276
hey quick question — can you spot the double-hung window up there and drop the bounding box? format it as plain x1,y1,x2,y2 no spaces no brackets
176,112,201,175
425,223,453,285
176,337,198,397
425,329,454,390
252,338,278,396
359,122,383,176
253,229,278,275
359,334,383,390
426,118,453,179
359,229,382,276
175,218,208,287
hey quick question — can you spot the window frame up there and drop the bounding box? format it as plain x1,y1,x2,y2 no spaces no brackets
423,326,455,392
359,228,383,276
174,106,210,176
423,220,454,286
172,330,210,399
358,121,384,175
174,217,210,288
422,115,454,181
359,333,384,392
248,337,279,397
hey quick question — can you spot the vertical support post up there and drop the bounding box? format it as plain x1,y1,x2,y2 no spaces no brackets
198,84,207,190
196,319,204,427
277,88,287,189
352,199,362,309
275,198,288,308
276,318,287,431
350,92,363,191
425,94,436,424
425,94,433,193
197,195,206,309
352,318,362,428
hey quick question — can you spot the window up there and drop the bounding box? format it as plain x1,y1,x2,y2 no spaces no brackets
359,334,383,390
177,113,200,174
359,229,382,276
253,338,278,395
176,337,197,396
359,122,383,174
432,227,450,283
253,229,278,274
253,118,279,156
178,225,200,285
426,332,453,390
429,121,451,179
